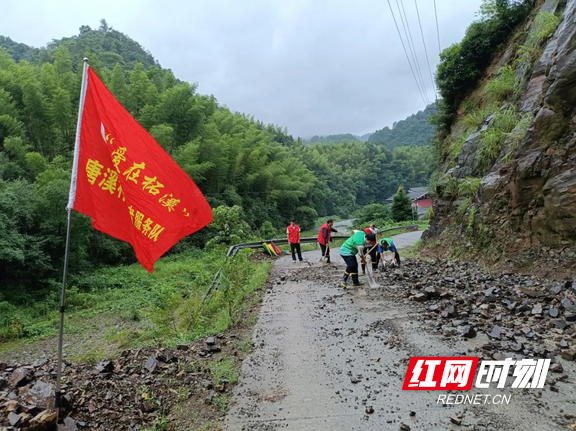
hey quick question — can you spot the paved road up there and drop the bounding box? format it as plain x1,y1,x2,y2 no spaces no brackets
332,219,354,235
224,230,568,430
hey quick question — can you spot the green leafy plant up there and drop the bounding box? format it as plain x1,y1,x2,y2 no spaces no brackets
516,11,561,67
485,66,519,101
209,359,239,385
213,395,230,413
458,177,481,199
476,106,520,172
502,112,532,163
448,136,466,163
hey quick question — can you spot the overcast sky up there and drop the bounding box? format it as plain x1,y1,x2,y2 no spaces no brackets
2,0,482,138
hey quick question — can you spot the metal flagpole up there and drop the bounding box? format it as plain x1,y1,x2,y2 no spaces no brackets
55,58,89,416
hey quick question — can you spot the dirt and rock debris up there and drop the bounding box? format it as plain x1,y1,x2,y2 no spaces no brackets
224,251,576,431
0,339,234,430
3,246,576,430
0,309,264,431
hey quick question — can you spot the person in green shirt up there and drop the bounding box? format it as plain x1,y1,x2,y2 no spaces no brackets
339,232,377,288
378,238,401,267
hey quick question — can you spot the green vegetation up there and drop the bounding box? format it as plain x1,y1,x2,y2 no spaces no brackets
434,0,533,133
502,112,532,163
368,103,436,149
516,11,561,67
434,4,560,171
476,106,520,172
307,134,364,144
457,177,481,215
391,186,413,222
0,19,157,69
209,359,239,385
298,142,433,217
485,66,519,101
0,249,269,350
0,25,435,301
354,204,390,226
448,136,466,164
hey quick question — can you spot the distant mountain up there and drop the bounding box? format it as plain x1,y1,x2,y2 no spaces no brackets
358,133,372,142
0,19,157,70
306,133,372,144
307,134,362,144
0,36,39,62
306,104,435,148
368,103,436,149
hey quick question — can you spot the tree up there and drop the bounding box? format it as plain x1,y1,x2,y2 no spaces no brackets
110,64,128,106
355,203,390,226
391,186,413,222
127,63,153,115
99,19,110,32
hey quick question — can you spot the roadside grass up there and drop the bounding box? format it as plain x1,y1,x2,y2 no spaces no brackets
0,248,270,361
209,359,239,385
399,239,423,259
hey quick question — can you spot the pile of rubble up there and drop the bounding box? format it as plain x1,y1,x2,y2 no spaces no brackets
381,259,575,364
1,336,230,430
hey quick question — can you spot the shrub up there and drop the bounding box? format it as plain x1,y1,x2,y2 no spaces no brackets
435,0,533,132
458,177,481,199
354,203,391,226
391,187,413,222
448,136,466,163
477,106,520,172
502,112,532,163
485,66,519,101
478,128,506,172
515,11,561,70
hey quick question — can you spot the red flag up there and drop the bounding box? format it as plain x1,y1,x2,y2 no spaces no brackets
71,66,212,272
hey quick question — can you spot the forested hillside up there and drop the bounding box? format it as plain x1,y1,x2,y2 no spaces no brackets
306,133,372,144
368,103,436,148
0,23,434,293
0,19,156,68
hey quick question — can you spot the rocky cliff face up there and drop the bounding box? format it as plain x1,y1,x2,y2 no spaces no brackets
426,0,576,265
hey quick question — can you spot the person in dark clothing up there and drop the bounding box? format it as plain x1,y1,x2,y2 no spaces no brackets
287,218,303,262
317,219,338,263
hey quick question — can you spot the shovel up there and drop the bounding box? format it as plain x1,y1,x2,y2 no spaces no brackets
319,247,328,263
364,255,380,288
359,243,380,288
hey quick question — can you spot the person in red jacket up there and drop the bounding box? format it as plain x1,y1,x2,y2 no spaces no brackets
287,218,303,262
317,219,338,263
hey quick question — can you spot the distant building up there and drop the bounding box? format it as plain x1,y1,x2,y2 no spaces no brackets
411,190,432,218
385,187,431,218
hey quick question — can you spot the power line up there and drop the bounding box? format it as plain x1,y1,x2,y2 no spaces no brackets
414,0,437,101
397,0,430,105
395,0,428,105
433,0,441,56
386,0,427,106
